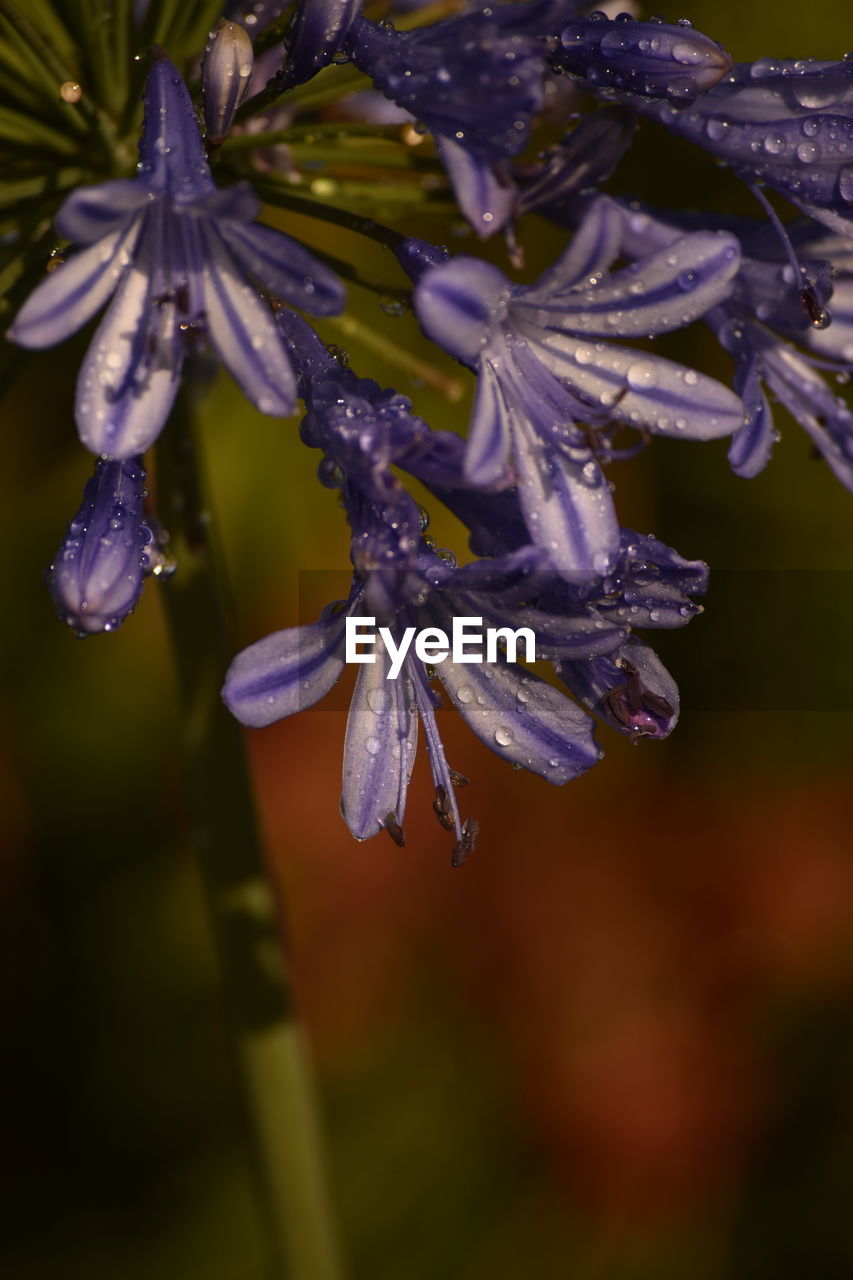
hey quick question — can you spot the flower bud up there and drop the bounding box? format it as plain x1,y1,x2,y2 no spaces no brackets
48,457,154,635
557,14,733,108
202,19,254,145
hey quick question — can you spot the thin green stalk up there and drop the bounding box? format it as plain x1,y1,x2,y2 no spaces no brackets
324,311,465,401
242,179,409,246
0,105,82,155
156,388,347,1280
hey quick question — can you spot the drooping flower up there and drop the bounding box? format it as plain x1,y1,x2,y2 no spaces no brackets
576,195,853,485
8,55,344,459
554,12,732,108
400,204,744,577
638,57,853,234
223,542,614,860
48,456,156,634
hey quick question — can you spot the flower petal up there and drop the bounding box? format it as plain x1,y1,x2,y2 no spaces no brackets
438,648,601,783
435,134,517,237
340,646,418,840
74,212,181,457
56,180,152,245
222,219,345,315
8,220,141,349
518,231,741,337
222,603,349,727
414,256,511,365
557,636,680,739
523,325,745,440
523,196,624,299
199,221,296,416
464,362,512,485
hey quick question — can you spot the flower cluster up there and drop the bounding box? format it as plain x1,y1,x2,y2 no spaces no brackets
6,0,853,861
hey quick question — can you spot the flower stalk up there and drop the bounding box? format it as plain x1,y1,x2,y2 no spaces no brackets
156,384,347,1280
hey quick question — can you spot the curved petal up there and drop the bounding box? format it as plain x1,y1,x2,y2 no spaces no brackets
464,362,512,485
56,180,151,245
517,231,741,337
437,647,601,784
727,343,776,478
74,221,182,457
436,134,516,237
199,221,296,416
522,324,745,440
523,196,624,299
414,256,511,365
222,220,345,315
222,603,349,727
509,400,621,577
340,646,418,841
8,220,141,349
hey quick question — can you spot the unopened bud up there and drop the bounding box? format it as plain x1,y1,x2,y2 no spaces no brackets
202,19,254,145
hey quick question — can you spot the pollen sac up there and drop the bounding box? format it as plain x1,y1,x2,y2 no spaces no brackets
556,16,733,108
48,457,154,635
202,18,254,145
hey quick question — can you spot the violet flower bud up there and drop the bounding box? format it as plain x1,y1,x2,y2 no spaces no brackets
556,13,733,108
202,18,254,145
48,457,154,635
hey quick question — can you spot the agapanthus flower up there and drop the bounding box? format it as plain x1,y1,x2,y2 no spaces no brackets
48,456,156,634
639,57,853,234
400,204,744,577
8,55,344,459
223,541,615,860
555,12,732,108
581,195,853,484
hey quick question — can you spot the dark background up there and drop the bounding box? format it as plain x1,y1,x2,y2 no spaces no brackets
3,2,853,1276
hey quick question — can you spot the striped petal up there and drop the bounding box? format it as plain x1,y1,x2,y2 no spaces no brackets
340,646,418,841
222,219,345,315
8,220,141,349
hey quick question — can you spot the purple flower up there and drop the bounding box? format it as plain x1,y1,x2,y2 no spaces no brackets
555,13,732,108
48,456,155,634
591,196,853,484
223,545,610,861
640,57,853,234
8,56,344,459
402,204,743,576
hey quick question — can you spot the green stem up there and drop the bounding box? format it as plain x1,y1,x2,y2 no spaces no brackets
156,388,347,1280
243,179,407,248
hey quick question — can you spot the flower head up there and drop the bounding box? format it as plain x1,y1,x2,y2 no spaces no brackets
8,56,344,459
402,205,743,576
48,456,155,634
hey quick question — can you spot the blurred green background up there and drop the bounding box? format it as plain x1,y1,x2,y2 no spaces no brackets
4,1,853,1277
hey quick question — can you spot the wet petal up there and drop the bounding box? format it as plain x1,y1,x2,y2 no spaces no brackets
523,325,745,440
510,409,621,576
464,363,511,485
199,221,296,416
437,648,602,784
518,231,741,336
56,179,151,245
557,636,680,738
8,220,141,349
222,219,345,315
222,603,349,727
74,219,181,457
436,134,517,238
139,56,215,202
414,256,511,365
523,196,624,299
340,646,418,841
